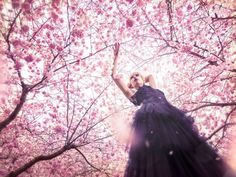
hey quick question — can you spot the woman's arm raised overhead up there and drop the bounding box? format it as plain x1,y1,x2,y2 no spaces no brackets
111,43,134,100
145,74,157,89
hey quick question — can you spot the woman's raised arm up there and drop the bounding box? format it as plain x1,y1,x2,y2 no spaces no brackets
145,74,157,89
111,43,134,100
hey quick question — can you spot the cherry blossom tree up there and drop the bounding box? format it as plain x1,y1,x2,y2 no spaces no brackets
0,0,235,176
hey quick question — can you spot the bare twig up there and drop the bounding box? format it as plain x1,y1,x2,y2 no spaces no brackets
187,102,236,113
205,122,236,142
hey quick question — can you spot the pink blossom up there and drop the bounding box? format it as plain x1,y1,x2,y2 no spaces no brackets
26,0,33,3
97,9,102,15
76,59,80,65
12,40,21,47
74,30,83,38
132,10,137,16
91,111,97,117
15,61,22,70
4,109,11,115
46,32,51,38
0,98,6,104
0,170,6,176
5,50,13,58
52,0,60,8
49,44,56,49
13,99,20,105
54,125,65,134
137,0,144,6
77,9,84,16
126,19,134,28
51,12,58,21
11,0,20,9
187,4,192,11
49,113,57,119
232,32,236,39
172,58,178,64
21,25,29,33
176,9,183,16
24,55,34,62
181,45,192,52
56,46,63,51
22,2,31,12
44,24,51,30
126,0,134,3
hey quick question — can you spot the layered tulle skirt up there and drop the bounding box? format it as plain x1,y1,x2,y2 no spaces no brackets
124,101,234,177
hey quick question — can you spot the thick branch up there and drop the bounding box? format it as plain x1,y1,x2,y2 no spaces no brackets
6,144,75,177
229,69,236,73
0,84,29,133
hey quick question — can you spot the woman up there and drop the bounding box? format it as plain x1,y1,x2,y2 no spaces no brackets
111,43,235,177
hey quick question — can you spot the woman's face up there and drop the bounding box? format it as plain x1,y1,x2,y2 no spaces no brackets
129,72,144,89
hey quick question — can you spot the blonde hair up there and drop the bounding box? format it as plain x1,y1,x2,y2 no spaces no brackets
127,72,145,89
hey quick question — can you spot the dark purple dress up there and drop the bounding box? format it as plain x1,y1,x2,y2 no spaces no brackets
124,85,235,177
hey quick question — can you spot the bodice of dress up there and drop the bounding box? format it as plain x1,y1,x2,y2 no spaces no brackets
130,85,168,106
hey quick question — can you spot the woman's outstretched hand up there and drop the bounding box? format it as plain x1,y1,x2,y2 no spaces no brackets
113,42,120,60
111,43,120,78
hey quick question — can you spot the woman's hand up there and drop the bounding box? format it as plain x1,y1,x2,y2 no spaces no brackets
113,42,120,60
111,43,120,77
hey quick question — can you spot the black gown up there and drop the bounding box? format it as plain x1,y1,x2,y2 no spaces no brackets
124,85,235,177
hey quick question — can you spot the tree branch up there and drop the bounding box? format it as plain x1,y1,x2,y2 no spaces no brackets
68,82,112,144
187,102,236,113
6,144,76,177
74,148,101,172
5,10,22,46
212,15,236,21
0,84,29,133
165,0,174,40
205,122,236,142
